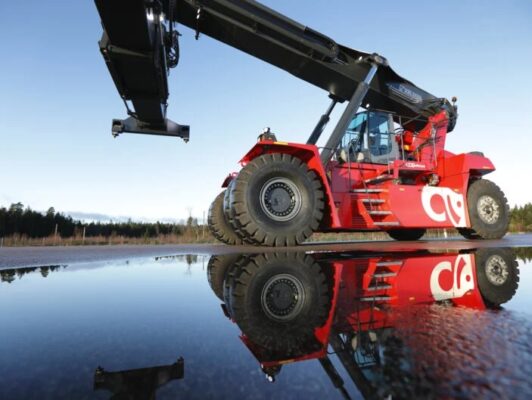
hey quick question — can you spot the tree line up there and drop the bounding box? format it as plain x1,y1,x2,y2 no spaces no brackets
1,201,531,241
0,202,199,239
509,203,532,232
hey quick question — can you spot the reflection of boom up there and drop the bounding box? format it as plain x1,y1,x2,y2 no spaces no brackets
94,357,184,399
95,0,456,140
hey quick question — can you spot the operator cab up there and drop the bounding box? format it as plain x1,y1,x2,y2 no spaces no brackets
336,110,399,164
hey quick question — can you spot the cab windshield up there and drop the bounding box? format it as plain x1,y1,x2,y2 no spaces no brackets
337,111,397,164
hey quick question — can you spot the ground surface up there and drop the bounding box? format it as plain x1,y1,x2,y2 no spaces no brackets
1,234,530,269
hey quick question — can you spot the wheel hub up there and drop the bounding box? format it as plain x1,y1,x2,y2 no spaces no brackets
485,255,508,286
477,195,500,224
260,178,302,221
261,274,305,321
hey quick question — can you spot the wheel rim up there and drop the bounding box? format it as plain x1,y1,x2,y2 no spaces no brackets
477,195,500,224
261,274,305,321
485,255,508,286
259,177,302,221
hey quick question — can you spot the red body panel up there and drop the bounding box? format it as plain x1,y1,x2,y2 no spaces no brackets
225,111,497,232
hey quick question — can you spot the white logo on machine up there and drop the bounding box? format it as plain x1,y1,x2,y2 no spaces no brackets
386,83,423,104
430,254,474,301
404,162,425,169
421,187,466,227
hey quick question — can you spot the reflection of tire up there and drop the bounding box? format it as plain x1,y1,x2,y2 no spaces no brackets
457,228,480,240
207,254,241,300
231,154,324,246
387,229,426,241
475,248,519,307
208,191,243,245
227,253,331,355
464,179,509,239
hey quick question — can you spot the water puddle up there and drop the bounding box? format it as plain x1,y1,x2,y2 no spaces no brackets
1,246,531,399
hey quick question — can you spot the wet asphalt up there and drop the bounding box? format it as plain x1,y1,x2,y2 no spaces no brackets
0,234,531,269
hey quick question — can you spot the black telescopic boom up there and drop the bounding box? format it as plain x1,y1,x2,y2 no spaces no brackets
320,59,381,164
94,0,457,140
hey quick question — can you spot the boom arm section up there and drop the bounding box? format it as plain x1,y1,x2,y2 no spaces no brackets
95,0,457,140
95,0,190,140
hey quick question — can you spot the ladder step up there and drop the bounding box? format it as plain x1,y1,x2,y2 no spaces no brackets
351,188,387,193
373,272,397,278
360,296,393,302
374,221,400,226
364,174,393,184
367,284,392,291
361,199,385,204
376,261,403,267
368,210,392,215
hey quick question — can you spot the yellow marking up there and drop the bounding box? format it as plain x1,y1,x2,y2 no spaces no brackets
399,188,405,192
454,189,460,192
274,141,289,145
483,166,491,169
279,359,295,365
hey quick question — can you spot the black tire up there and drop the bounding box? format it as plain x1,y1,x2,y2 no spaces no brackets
457,228,480,240
227,253,331,356
208,191,244,245
475,248,519,307
207,254,241,300
465,179,509,239
387,229,426,241
231,153,324,246
222,255,252,314
224,179,256,245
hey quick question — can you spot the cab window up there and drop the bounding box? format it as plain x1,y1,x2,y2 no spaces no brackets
368,112,392,156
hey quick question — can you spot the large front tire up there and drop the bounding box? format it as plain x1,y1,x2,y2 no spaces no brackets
464,179,509,239
231,153,324,246
208,191,244,245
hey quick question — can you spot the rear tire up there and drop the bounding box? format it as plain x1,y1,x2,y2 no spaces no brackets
208,191,244,245
224,179,256,245
387,229,426,241
475,248,519,307
457,228,480,240
231,153,324,246
464,179,509,239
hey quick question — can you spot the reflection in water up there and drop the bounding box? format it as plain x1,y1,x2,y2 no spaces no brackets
154,254,199,265
94,357,184,400
0,264,66,283
208,248,521,399
0,253,205,285
514,246,532,263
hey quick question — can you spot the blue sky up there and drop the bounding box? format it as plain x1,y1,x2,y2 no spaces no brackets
1,0,531,221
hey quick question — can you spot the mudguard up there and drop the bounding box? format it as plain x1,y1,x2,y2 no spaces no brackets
233,141,340,228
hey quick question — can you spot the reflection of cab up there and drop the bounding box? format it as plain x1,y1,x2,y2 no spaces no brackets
208,248,519,397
